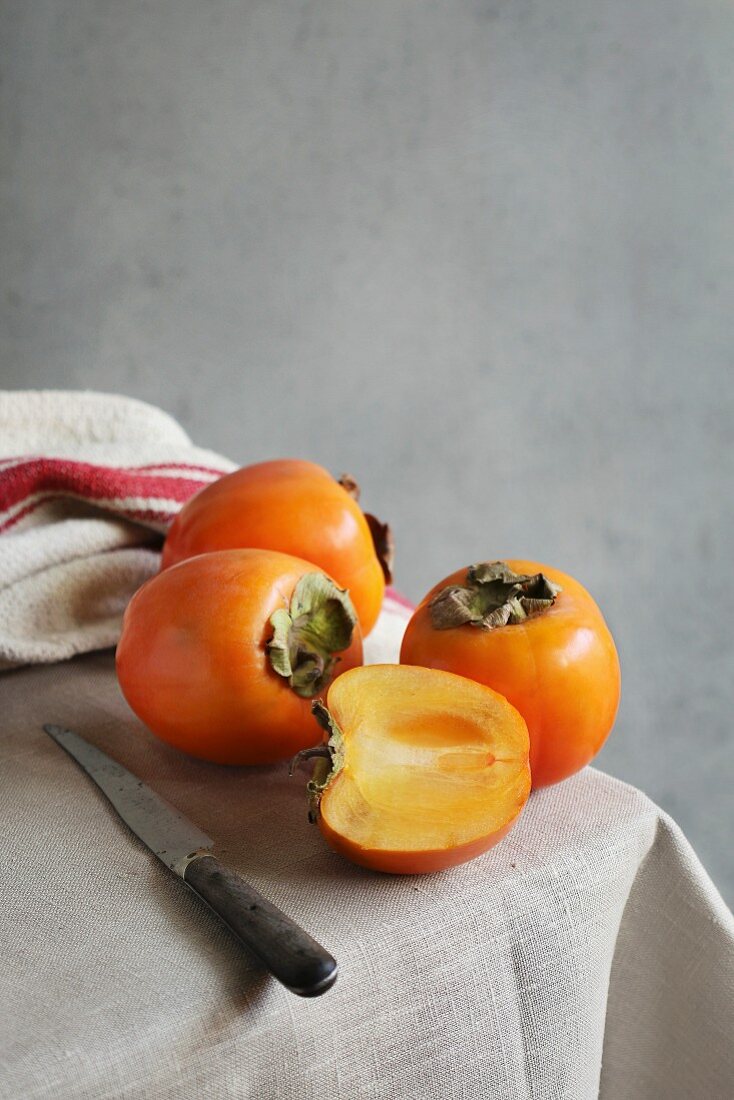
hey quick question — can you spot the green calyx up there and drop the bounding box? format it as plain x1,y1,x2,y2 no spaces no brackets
267,573,357,698
429,561,562,631
291,700,346,823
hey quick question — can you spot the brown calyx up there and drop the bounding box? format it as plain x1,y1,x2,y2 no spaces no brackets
338,473,361,501
429,561,561,631
364,513,394,584
336,473,394,584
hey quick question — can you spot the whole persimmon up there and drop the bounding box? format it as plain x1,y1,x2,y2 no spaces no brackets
400,561,620,787
161,459,392,636
297,664,530,874
116,549,363,765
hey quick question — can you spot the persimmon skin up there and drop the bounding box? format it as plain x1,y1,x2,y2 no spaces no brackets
400,561,621,788
161,459,385,636
318,812,518,875
116,549,363,765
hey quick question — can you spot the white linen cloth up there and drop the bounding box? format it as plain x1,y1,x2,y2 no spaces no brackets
2,650,733,1100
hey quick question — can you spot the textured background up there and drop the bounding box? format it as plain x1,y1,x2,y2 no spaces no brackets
2,1,733,903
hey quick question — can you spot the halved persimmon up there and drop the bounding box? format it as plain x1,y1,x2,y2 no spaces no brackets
298,664,530,874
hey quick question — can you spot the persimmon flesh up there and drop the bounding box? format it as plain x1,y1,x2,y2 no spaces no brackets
309,664,530,874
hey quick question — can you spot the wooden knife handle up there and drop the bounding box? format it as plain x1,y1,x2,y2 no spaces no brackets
184,855,337,997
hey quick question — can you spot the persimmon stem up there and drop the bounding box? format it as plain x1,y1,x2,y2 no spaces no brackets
289,744,332,776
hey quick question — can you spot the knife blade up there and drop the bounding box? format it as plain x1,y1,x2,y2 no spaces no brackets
43,724,338,997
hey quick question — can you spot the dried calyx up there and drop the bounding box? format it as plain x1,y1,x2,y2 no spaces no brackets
291,701,345,822
429,561,561,631
268,574,357,698
364,513,394,584
338,473,360,501
337,474,394,584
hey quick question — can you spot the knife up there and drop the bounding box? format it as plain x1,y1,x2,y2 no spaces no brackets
43,724,338,997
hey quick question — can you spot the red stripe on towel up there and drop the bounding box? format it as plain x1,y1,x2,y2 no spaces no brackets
0,457,211,512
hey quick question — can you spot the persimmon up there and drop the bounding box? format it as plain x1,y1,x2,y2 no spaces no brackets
400,561,620,787
116,549,363,765
296,664,530,874
161,459,392,636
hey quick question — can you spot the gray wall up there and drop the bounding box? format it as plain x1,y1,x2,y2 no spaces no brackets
3,2,733,902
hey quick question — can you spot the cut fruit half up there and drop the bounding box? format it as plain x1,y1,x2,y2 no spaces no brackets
303,664,530,874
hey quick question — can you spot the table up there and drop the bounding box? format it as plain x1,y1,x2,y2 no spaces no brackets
2,653,732,1099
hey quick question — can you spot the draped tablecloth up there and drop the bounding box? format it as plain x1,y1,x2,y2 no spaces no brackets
2,650,733,1100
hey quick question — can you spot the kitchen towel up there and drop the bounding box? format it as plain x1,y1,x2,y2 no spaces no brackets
0,391,407,669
